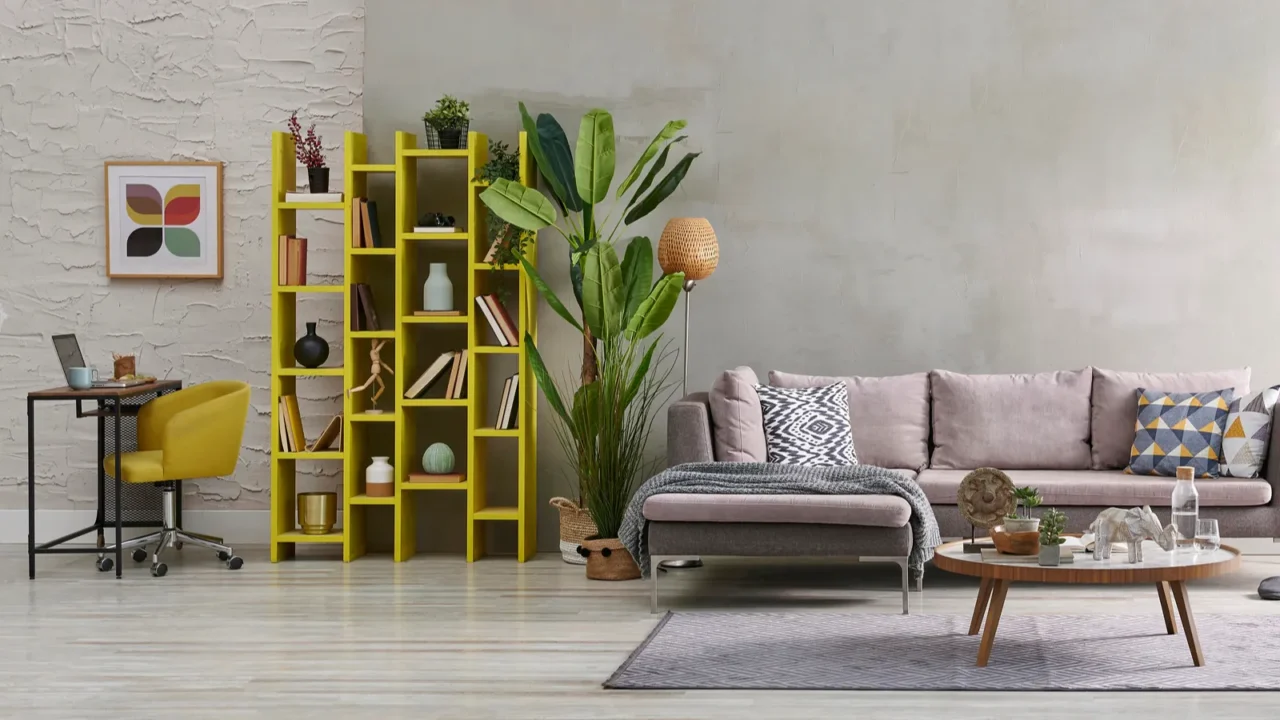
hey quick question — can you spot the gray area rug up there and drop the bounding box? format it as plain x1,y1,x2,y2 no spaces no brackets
606,613,1280,690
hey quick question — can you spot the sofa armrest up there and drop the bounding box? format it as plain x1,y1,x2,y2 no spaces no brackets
1266,413,1280,518
668,392,714,467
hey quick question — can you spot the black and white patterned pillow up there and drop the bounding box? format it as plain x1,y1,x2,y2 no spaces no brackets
753,383,858,466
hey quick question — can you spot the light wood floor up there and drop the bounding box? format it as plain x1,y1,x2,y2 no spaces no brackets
2,547,1279,719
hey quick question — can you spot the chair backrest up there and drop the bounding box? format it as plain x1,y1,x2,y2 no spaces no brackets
142,380,251,479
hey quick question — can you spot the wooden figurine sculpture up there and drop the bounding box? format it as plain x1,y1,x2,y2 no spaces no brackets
1088,505,1177,563
348,340,394,413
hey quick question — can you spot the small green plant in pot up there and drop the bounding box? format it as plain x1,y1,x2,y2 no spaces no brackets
1003,486,1042,533
1038,508,1068,566
422,95,470,149
473,140,533,304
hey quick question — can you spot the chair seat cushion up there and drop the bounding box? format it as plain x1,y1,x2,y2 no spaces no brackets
917,469,1272,507
103,451,165,483
643,491,912,528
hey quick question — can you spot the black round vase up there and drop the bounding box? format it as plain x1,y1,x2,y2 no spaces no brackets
294,322,329,368
437,128,462,149
307,167,330,193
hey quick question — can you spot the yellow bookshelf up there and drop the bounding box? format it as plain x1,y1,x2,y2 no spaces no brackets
270,130,538,563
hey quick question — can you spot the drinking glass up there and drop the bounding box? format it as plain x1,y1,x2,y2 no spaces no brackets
1194,519,1220,551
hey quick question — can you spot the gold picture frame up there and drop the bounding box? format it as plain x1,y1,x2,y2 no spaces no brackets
104,161,224,279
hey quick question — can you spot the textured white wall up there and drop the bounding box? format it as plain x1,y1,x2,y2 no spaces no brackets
1,0,363,510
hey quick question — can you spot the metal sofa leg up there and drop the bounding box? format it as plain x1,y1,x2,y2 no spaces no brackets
863,556,910,614
650,555,664,613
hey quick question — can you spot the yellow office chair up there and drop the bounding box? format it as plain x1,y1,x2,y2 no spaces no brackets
102,380,251,577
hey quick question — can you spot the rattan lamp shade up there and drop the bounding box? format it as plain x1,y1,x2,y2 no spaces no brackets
658,218,719,282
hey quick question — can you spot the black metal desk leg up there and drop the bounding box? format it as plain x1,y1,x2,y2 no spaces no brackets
96,402,105,549
114,399,122,579
27,398,35,580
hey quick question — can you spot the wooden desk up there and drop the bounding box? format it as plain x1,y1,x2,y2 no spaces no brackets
26,380,182,578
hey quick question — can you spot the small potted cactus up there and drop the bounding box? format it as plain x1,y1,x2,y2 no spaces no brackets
1038,508,1068,566
1003,486,1042,533
422,95,470,149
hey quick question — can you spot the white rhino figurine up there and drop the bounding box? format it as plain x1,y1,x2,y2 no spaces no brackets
1089,506,1177,563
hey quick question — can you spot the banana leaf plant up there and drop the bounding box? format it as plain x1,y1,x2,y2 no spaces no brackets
479,105,698,538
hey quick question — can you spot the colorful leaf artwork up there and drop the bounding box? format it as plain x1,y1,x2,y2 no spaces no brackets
125,182,202,258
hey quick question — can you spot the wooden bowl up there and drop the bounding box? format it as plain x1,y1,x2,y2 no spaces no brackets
990,525,1040,555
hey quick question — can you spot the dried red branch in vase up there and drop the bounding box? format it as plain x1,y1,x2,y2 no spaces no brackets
288,111,327,168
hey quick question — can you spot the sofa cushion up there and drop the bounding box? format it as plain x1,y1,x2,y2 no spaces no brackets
709,367,767,462
768,370,930,471
929,369,1092,470
755,383,857,466
916,469,1272,507
642,491,913,528
1126,388,1233,478
1091,368,1252,470
1222,385,1280,478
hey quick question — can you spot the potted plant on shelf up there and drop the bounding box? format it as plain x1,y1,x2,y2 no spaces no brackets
1004,485,1042,533
474,140,534,304
288,111,328,193
479,103,699,580
1038,508,1068,566
422,94,470,149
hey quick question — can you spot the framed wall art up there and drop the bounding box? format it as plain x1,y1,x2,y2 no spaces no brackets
104,161,223,279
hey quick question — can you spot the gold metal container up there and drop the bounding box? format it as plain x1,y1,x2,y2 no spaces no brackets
297,492,337,535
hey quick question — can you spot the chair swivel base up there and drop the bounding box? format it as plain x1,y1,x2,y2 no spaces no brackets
99,529,243,576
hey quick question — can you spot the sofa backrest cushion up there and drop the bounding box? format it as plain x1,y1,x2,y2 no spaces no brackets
768,370,930,471
1091,368,1252,470
930,368,1093,470
709,366,767,462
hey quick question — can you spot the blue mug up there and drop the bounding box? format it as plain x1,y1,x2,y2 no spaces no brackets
68,366,98,390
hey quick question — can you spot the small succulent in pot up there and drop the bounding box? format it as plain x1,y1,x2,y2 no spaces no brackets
422,95,470,149
1003,485,1042,533
1038,508,1068,566
288,110,329,192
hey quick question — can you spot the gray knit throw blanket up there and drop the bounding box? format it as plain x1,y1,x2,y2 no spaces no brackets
619,462,941,579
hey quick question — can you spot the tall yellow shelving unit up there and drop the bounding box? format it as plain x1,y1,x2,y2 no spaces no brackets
270,130,538,562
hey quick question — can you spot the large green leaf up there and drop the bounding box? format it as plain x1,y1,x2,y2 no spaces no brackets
480,179,555,232
525,338,569,424
575,109,615,205
624,136,685,210
616,120,686,198
571,381,600,433
517,254,583,333
623,340,659,410
624,152,701,226
619,236,653,325
519,102,574,211
581,243,624,340
625,272,685,339
535,113,582,212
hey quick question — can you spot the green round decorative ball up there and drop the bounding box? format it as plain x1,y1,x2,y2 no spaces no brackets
422,443,455,474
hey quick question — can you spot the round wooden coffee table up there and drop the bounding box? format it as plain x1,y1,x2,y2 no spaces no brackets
933,539,1241,667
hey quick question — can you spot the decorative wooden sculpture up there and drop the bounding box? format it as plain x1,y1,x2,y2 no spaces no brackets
959,467,1016,529
348,340,394,413
1089,506,1177,563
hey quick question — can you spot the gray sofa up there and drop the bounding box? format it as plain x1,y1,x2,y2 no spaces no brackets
648,367,1279,610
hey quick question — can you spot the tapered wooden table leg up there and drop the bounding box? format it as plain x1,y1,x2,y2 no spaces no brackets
969,577,995,635
1169,580,1204,666
976,579,1009,667
1156,581,1178,635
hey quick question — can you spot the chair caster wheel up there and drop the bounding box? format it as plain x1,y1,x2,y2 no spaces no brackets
96,557,114,572
151,563,168,577
132,549,148,563
226,556,243,570
217,551,230,562
173,541,183,550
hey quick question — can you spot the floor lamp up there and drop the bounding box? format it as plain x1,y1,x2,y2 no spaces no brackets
657,218,719,571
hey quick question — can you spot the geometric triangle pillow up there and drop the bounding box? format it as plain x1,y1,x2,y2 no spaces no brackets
1125,388,1234,478
1220,385,1280,478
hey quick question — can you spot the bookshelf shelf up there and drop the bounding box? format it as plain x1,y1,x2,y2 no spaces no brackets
271,129,537,565
473,262,519,271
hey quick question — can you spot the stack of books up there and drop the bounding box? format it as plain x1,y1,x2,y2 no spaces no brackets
474,294,519,346
350,283,379,331
277,236,307,286
278,399,342,453
495,374,519,429
404,350,468,399
351,198,383,248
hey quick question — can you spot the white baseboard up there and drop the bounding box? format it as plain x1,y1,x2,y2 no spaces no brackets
0,509,298,546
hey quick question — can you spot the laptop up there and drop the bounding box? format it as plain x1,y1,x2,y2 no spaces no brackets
52,334,150,388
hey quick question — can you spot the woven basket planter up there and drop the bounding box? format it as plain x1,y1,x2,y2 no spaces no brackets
580,537,641,581
422,120,469,150
550,497,597,565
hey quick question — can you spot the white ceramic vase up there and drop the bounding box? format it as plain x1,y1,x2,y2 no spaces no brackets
424,262,453,311
366,456,394,497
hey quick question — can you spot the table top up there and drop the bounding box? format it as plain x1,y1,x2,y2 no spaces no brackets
28,380,182,400
932,539,1241,583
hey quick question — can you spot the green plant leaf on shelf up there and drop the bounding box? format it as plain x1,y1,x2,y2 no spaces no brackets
480,179,555,232
536,113,582,212
619,236,653,326
575,109,616,205
581,243,624,340
518,253,583,333
617,120,687,198
624,151,701,226
625,271,684,340
526,338,569,424
624,136,685,210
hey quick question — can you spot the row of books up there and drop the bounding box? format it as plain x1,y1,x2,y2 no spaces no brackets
404,350,469,399
351,198,384,248
277,236,307,286
495,374,520,429
475,294,519,346
278,395,342,452
351,283,380,331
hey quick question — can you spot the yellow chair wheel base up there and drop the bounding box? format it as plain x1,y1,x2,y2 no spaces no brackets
96,556,113,572
151,563,168,577
131,549,148,563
